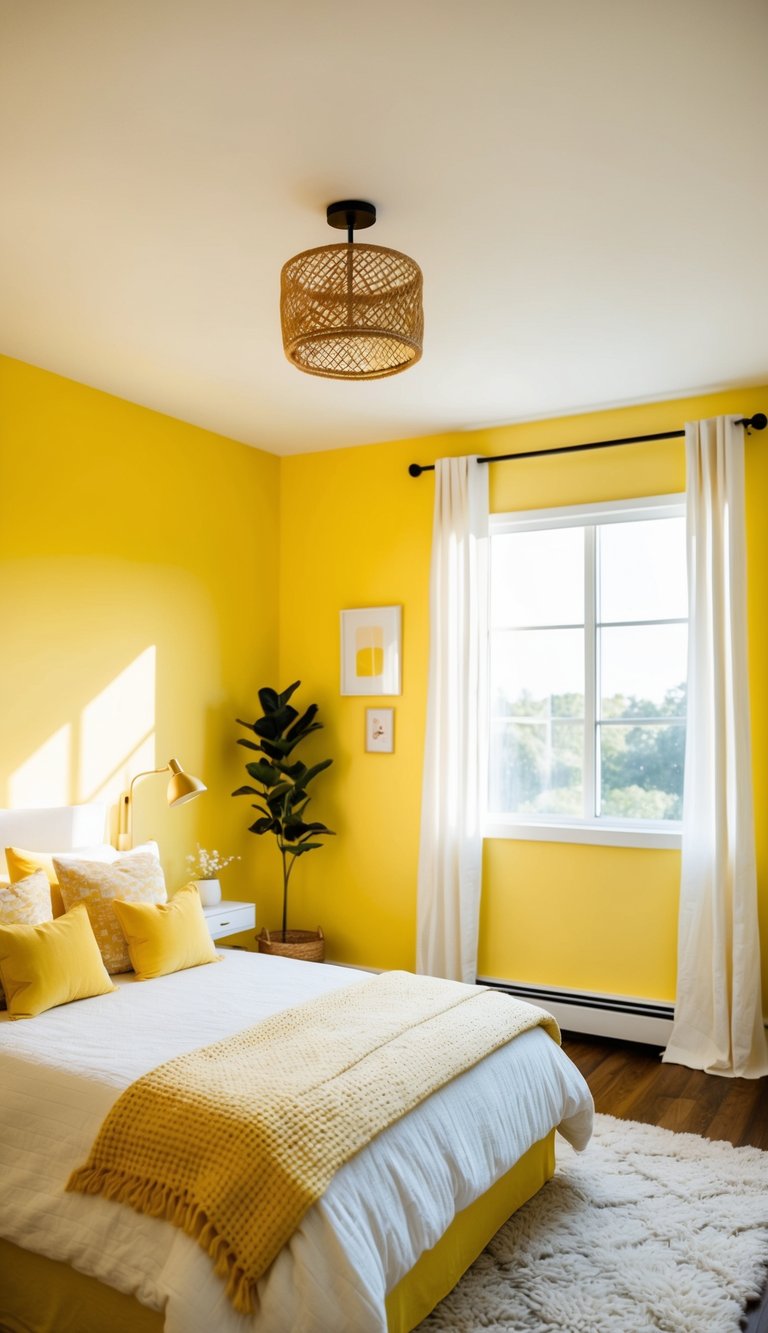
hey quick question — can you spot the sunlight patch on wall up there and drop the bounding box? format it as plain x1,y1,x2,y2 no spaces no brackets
8,724,72,807
79,646,156,806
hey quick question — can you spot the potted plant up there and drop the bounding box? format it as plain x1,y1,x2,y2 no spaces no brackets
232,681,333,961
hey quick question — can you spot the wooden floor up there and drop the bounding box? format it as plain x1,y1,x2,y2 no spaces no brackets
562,1033,768,1331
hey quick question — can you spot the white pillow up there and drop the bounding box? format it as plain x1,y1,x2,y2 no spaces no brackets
52,840,159,866
0,804,107,877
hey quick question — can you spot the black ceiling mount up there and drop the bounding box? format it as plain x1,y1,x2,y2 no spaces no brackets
326,200,376,243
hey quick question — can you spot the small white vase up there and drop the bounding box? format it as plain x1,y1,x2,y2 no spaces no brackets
195,878,222,908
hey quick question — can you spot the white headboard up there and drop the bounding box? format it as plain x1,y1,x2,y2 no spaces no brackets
0,803,108,878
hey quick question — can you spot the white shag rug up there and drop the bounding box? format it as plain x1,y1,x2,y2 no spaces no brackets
419,1113,768,1333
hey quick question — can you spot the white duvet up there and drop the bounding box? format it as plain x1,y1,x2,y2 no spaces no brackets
0,951,593,1333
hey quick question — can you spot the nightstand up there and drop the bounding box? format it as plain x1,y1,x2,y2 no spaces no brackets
202,899,256,941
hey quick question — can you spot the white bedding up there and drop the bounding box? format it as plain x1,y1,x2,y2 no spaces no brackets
0,950,593,1333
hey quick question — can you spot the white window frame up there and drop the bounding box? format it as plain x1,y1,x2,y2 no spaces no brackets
484,493,686,850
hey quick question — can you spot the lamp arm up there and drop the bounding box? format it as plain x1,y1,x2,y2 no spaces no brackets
119,765,171,848
128,765,171,803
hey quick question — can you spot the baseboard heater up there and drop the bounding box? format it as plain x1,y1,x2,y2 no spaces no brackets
477,976,675,1046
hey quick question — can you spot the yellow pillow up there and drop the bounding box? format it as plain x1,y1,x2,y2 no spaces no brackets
6,843,123,918
113,883,219,980
6,848,65,916
55,850,166,974
0,903,116,1020
0,870,54,1006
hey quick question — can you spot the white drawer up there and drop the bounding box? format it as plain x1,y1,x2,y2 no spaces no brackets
202,900,256,940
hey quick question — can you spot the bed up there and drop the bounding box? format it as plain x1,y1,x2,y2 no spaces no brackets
0,807,593,1333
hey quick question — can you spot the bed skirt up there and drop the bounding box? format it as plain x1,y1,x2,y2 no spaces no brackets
0,1131,555,1333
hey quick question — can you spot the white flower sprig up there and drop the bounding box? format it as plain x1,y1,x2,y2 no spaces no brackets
185,844,240,878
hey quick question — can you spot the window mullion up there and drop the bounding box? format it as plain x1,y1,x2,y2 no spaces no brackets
583,526,597,820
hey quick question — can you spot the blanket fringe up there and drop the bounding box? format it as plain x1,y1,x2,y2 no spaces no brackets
66,1166,257,1314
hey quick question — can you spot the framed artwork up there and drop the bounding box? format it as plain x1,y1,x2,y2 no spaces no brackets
365,707,394,753
340,606,402,696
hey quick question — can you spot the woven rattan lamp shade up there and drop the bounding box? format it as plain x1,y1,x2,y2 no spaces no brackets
280,201,423,380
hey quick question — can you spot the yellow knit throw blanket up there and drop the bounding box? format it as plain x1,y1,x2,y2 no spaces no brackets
68,970,559,1314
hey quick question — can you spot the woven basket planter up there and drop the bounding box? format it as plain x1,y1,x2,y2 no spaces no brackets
257,927,325,963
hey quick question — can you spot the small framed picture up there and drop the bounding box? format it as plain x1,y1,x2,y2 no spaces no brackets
365,707,394,753
340,606,402,696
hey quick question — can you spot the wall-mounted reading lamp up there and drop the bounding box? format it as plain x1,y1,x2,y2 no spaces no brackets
118,757,206,849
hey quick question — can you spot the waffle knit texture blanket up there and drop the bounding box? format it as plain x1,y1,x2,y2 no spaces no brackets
67,970,559,1314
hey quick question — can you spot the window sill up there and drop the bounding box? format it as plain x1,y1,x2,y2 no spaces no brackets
483,819,682,850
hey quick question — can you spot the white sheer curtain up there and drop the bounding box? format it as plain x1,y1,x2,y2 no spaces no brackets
663,416,768,1078
416,456,489,983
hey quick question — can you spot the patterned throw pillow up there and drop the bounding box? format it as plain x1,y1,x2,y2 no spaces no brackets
0,871,53,1005
5,844,119,917
55,850,166,974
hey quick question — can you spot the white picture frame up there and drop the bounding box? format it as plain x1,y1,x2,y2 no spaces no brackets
340,606,402,696
365,707,394,753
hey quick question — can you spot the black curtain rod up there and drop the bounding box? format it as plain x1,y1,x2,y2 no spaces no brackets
407,413,768,477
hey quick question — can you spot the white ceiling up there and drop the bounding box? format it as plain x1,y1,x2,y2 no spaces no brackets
1,0,767,456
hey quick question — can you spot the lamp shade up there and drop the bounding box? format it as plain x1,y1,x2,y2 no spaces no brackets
281,243,423,380
166,758,207,807
281,202,423,381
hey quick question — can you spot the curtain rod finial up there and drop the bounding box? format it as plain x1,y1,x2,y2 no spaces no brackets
408,462,423,477
736,412,767,431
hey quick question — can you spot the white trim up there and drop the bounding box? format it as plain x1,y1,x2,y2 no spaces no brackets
484,816,682,850
490,492,685,534
584,523,597,820
488,492,687,843
478,976,675,1045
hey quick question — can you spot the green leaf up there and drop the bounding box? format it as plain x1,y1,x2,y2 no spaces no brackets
278,681,301,707
250,716,281,741
256,734,306,758
273,759,305,779
258,738,289,760
251,706,299,741
236,716,258,733
257,687,279,714
232,784,260,797
301,758,333,786
245,760,283,788
283,820,334,841
236,738,262,751
281,822,305,843
280,841,323,856
249,816,279,835
285,704,319,741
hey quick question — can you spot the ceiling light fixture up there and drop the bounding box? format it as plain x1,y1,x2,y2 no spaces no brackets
280,201,423,380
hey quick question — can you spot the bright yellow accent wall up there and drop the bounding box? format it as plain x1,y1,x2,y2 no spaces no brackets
3,354,766,1006
0,356,280,920
279,385,768,1005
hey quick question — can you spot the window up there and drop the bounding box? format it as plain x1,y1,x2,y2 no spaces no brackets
486,494,687,848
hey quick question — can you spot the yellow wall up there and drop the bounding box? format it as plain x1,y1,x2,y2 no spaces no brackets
0,356,280,920
3,355,766,1005
279,385,768,1005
